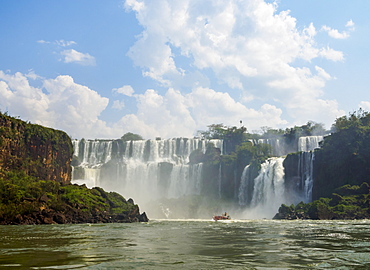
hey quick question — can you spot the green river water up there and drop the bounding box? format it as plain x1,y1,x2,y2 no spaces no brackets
0,219,369,269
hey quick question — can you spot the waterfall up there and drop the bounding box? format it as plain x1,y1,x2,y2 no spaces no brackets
256,138,286,156
72,138,223,206
298,136,323,152
250,135,324,156
238,158,287,218
298,151,315,203
238,165,251,205
250,158,286,216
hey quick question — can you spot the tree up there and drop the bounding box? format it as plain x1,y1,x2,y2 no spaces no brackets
121,132,143,142
332,109,370,132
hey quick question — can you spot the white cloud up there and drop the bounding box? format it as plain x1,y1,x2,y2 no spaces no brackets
346,19,355,30
115,86,288,138
56,40,77,47
359,101,370,111
321,25,349,39
0,71,110,138
37,39,77,47
321,21,355,40
319,47,344,62
113,85,135,96
0,71,50,123
25,70,44,80
60,49,96,66
124,0,344,128
112,100,125,110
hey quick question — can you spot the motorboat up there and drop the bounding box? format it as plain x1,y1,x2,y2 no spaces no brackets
212,214,231,221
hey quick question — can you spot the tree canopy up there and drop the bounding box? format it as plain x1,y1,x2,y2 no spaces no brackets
121,132,143,142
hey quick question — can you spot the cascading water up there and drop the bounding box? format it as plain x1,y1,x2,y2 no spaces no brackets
297,151,315,203
73,135,323,219
245,158,287,218
239,136,323,218
257,138,286,156
250,135,324,156
298,136,323,152
238,165,251,206
72,138,223,208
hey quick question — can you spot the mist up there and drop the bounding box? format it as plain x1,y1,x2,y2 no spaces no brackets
71,135,322,219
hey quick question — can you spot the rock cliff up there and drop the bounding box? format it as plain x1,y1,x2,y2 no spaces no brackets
0,112,72,184
0,112,148,224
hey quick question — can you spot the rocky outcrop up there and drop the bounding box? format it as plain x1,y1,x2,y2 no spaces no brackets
0,113,149,224
273,182,370,220
0,112,72,184
0,182,149,225
2,201,149,225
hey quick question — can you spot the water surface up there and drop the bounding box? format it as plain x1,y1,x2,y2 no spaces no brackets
0,219,369,269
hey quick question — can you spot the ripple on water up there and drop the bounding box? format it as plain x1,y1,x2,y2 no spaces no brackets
0,220,369,269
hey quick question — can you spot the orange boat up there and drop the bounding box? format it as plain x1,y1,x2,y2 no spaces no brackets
213,213,230,221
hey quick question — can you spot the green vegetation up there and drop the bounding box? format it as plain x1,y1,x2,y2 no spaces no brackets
0,112,147,224
121,132,143,141
194,125,273,201
0,111,73,183
0,171,140,224
274,182,370,220
313,110,370,199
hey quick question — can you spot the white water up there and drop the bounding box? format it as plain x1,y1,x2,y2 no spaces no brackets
72,138,223,207
298,136,323,152
298,151,315,203
243,158,287,219
238,165,250,206
73,136,321,219
239,136,322,218
251,135,324,156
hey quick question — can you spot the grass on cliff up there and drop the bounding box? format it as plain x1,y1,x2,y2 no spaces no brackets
0,171,136,220
276,182,370,220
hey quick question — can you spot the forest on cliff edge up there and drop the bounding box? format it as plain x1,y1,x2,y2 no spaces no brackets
0,112,148,224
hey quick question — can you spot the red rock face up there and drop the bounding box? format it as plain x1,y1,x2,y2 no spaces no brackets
0,113,72,184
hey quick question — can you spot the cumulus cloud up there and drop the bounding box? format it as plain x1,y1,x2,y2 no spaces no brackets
2,70,286,139
319,47,344,62
321,25,349,39
359,101,370,111
113,85,135,96
112,100,125,110
346,19,355,30
322,20,355,39
115,86,288,138
124,0,345,128
0,71,110,138
0,71,50,123
1,1,351,139
60,49,96,66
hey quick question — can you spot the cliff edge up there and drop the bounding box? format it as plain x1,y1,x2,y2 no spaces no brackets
0,112,148,224
0,113,72,184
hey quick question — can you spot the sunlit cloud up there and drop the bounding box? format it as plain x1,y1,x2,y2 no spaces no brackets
112,100,125,110
359,101,370,111
124,0,344,130
37,39,77,47
321,20,355,39
113,85,135,96
0,71,110,138
60,49,96,66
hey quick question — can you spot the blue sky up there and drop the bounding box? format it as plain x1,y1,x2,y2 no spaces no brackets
1,0,369,139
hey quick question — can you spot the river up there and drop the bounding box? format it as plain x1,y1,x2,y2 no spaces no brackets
0,219,369,269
